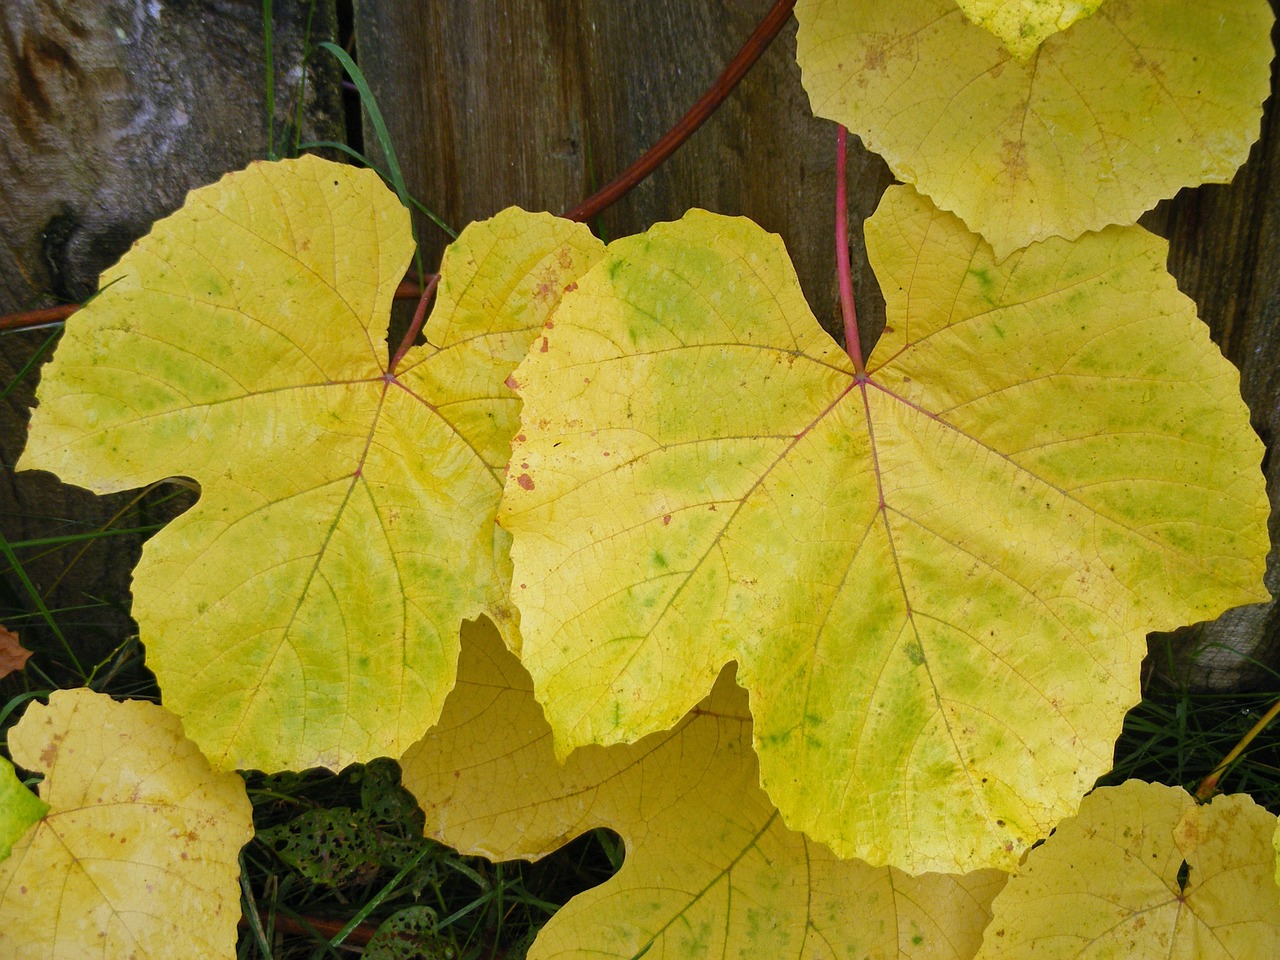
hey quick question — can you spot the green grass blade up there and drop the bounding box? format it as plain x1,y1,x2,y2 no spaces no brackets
315,42,423,271
300,140,458,240
263,0,277,160
327,843,435,948
0,527,83,678
0,331,59,403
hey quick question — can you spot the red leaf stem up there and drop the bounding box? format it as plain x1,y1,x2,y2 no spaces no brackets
562,0,798,223
835,125,864,376
0,304,77,332
389,273,440,375
239,911,377,947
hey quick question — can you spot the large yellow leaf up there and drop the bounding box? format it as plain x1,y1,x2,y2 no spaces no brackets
19,157,603,771
974,781,1280,958
794,0,1274,258
0,689,253,959
954,0,1103,60
499,191,1270,873
402,617,1005,959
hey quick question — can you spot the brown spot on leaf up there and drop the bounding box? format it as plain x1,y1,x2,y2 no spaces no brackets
517,474,535,490
40,733,64,769
663,514,672,525
1001,138,1029,181
540,337,549,352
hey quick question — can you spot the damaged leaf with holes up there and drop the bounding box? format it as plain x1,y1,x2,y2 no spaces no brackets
364,907,456,960
259,760,433,890
499,188,1270,873
19,156,604,772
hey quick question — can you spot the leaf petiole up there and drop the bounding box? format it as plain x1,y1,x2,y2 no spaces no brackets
388,273,440,375
835,125,865,376
563,0,797,223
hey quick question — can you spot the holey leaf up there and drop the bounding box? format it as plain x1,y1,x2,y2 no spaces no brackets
401,617,1006,960
794,0,1275,258
0,689,253,959
974,782,1280,958
19,156,604,771
500,190,1270,874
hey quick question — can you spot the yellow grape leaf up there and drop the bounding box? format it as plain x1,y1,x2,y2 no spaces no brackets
0,689,253,959
19,156,603,771
500,191,1270,874
974,781,1280,958
402,617,1006,959
0,756,47,862
954,0,1102,59
794,0,1274,258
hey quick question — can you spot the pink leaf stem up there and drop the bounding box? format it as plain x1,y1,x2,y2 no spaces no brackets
388,272,440,375
835,125,864,376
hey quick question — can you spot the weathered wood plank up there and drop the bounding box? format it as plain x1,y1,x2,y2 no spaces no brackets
353,0,892,341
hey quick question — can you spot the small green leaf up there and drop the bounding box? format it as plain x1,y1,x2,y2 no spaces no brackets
364,907,455,960
0,756,46,862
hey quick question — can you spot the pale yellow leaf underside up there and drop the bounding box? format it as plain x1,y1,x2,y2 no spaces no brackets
975,781,1280,958
402,617,1005,960
500,191,1269,873
0,690,253,960
795,0,1274,257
